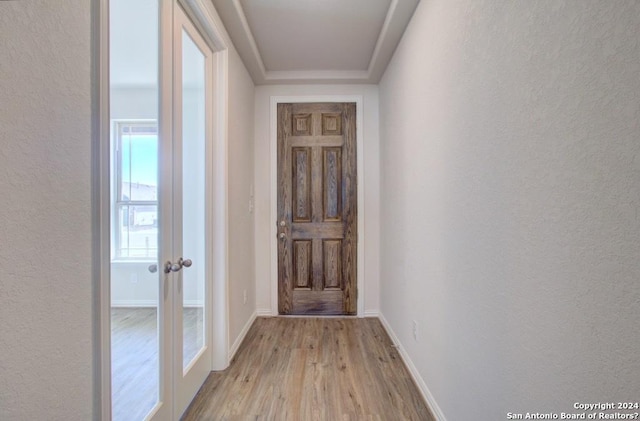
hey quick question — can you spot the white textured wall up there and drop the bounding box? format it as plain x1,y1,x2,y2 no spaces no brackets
379,1,640,420
253,85,381,315
0,1,94,420
228,49,256,344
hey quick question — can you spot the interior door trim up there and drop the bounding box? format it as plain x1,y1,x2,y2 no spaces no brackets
269,95,365,317
95,0,111,419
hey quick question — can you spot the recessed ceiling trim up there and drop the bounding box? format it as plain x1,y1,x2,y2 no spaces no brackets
212,0,419,85
366,0,420,82
264,70,370,84
366,0,399,73
231,0,267,77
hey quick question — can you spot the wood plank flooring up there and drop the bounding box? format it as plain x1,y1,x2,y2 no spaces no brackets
111,308,158,421
111,307,204,421
181,317,435,421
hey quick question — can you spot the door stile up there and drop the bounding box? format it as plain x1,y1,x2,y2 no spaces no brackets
342,103,357,314
98,0,111,417
171,0,185,392
157,0,175,418
277,104,293,314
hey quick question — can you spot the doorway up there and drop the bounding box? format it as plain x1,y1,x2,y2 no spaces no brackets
103,1,226,420
277,102,358,315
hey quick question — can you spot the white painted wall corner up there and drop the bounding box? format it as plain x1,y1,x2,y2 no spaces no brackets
378,314,447,421
228,310,257,364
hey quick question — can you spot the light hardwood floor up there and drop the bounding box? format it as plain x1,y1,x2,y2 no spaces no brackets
111,307,204,421
182,317,435,421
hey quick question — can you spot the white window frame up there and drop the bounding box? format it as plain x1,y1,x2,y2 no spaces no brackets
111,120,159,261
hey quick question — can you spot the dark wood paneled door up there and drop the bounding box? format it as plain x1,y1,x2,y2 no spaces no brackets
277,103,357,315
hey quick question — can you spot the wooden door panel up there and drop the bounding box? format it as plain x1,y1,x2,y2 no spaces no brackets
292,240,312,289
323,239,342,289
292,147,312,222
292,290,343,315
292,113,312,136
323,147,342,221
278,102,357,315
321,113,342,135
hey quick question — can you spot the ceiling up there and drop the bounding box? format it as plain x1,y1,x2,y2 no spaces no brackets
211,0,420,85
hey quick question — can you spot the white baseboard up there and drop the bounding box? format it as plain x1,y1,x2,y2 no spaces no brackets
111,300,157,307
256,308,378,318
111,299,205,308
228,310,257,363
256,307,377,318
378,313,447,421
256,308,274,317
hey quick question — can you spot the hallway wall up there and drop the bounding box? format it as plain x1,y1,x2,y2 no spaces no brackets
0,1,255,417
227,48,256,348
378,1,640,420
0,1,94,419
253,85,381,316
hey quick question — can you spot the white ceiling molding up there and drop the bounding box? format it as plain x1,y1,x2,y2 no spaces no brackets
211,0,420,85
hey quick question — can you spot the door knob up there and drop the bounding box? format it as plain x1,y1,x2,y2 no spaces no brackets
279,233,285,239
148,264,158,273
166,257,193,273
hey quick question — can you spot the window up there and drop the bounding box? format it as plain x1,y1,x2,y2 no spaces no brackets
112,121,158,259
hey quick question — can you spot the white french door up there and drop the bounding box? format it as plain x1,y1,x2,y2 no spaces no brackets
171,4,214,418
108,1,215,420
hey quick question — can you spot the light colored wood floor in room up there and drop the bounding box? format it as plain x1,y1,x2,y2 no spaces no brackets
182,317,435,421
111,307,203,421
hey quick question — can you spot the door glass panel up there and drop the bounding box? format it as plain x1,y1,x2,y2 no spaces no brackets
109,0,160,419
181,29,206,371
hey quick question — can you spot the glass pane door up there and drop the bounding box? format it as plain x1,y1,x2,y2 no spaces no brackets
109,0,164,420
180,28,206,370
173,5,213,417
107,2,214,419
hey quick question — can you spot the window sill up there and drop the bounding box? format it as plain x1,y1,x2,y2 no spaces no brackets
110,259,157,264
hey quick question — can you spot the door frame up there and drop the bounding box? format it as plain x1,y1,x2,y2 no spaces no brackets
95,0,231,419
269,96,365,317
